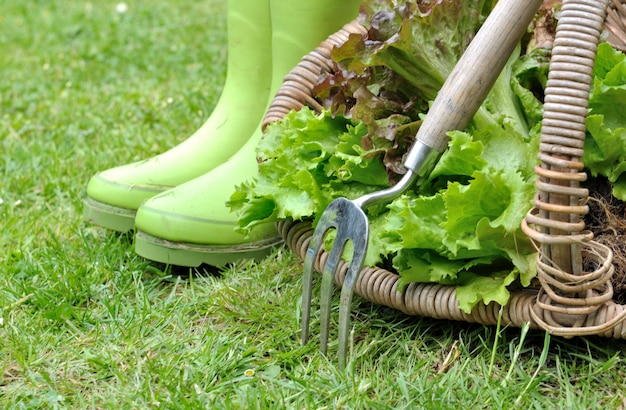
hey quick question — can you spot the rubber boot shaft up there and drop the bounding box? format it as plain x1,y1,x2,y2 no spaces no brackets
84,0,272,230
268,0,362,94
134,0,361,265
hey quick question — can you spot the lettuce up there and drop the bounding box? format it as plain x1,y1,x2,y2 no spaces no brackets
229,109,390,231
231,1,626,313
314,0,495,179
583,43,626,200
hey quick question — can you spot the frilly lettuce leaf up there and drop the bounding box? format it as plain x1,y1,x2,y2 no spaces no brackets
229,108,389,232
455,269,519,312
373,125,537,312
583,43,626,200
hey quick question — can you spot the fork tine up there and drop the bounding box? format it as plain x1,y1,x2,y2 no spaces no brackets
301,221,328,345
302,197,370,367
301,245,316,344
319,227,347,354
302,199,343,345
337,221,368,369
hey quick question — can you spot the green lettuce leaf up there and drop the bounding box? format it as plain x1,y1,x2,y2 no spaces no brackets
455,269,518,312
583,43,626,200
230,108,390,233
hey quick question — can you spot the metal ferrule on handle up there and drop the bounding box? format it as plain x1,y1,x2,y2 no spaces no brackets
353,141,440,208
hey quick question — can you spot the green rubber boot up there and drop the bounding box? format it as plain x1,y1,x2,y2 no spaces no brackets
83,0,273,232
133,0,362,267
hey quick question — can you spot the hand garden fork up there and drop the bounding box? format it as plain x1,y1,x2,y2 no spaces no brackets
301,0,544,369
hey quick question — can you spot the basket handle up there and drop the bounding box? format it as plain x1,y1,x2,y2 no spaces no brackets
521,0,626,336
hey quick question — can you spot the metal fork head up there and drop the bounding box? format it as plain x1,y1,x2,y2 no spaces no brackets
301,197,369,369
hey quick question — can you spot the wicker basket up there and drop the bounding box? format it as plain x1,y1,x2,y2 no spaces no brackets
261,1,626,339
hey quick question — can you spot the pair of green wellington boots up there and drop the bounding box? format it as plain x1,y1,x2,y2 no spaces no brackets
84,0,362,267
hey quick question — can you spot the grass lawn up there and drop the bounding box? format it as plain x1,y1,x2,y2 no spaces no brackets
2,0,626,408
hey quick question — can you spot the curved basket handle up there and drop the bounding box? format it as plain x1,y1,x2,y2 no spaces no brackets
522,0,626,335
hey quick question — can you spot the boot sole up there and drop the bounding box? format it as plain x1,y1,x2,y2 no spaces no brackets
83,197,136,232
134,230,283,267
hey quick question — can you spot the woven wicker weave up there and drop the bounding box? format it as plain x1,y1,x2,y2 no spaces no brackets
262,2,626,339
